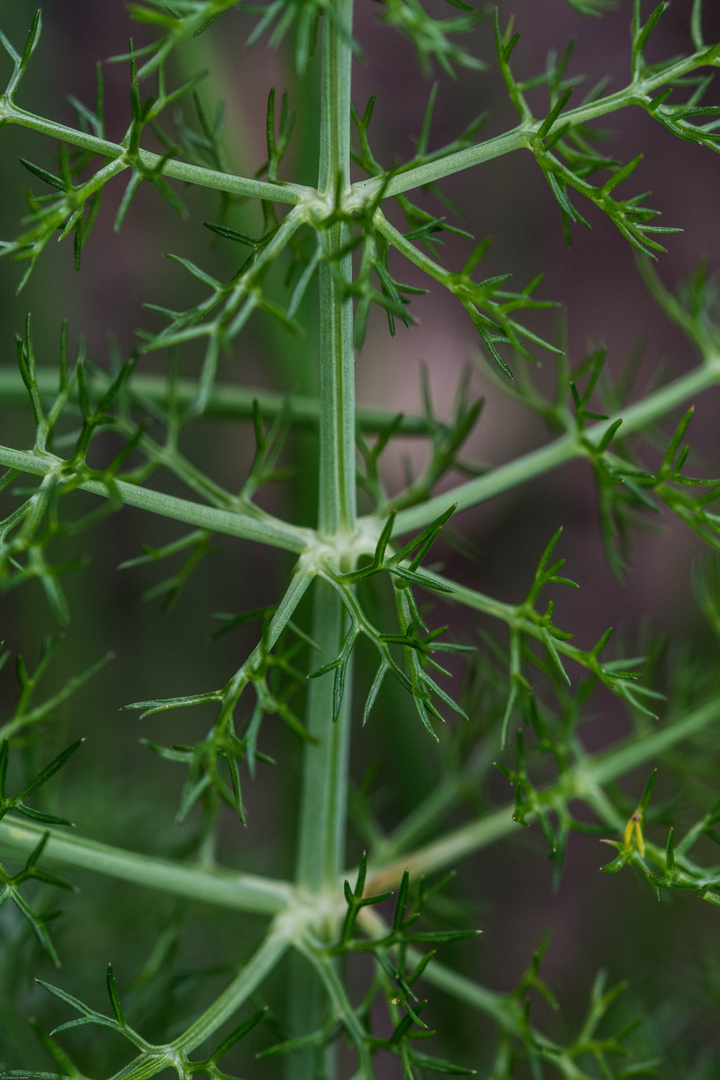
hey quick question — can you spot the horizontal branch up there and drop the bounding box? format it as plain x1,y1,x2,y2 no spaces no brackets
350,130,526,203
0,368,433,435
0,816,293,915
5,103,312,205
365,690,720,891
351,46,720,202
384,355,720,537
0,443,313,552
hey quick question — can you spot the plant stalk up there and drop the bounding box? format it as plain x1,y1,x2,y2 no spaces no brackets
289,2,356,1073
0,817,292,914
3,103,310,204
0,443,312,552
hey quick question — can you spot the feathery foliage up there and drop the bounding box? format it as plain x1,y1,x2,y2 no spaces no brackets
0,1,720,1077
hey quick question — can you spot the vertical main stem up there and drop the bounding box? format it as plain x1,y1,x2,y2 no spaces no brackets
296,581,354,892
317,0,356,537
288,4,356,1075
317,244,355,536
295,0,356,894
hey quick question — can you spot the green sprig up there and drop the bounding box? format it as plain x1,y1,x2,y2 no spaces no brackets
0,833,75,968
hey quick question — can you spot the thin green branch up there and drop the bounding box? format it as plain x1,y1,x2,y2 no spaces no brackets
384,354,720,537
218,552,317,713
170,920,291,1053
0,817,293,915
367,805,515,894
406,946,512,1029
350,44,720,203
0,443,313,552
356,909,565,1066
373,744,493,863
100,922,292,1080
365,690,720,891
351,129,526,204
2,103,310,204
297,940,375,1078
358,906,511,1028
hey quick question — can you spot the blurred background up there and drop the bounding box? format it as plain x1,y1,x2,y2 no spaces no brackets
2,0,720,1075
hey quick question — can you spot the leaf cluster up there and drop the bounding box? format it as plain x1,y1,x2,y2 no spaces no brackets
495,3,720,256
377,0,485,76
124,600,312,824
377,213,561,380
9,969,268,1080
352,82,486,248
140,91,302,413
487,530,662,751
117,395,295,609
0,322,142,622
125,0,242,79
0,9,41,108
477,289,720,576
494,943,656,1080
0,833,75,969
0,635,111,743
263,860,480,1078
0,740,82,965
1,22,204,289
357,368,485,515
601,769,720,907
313,507,473,739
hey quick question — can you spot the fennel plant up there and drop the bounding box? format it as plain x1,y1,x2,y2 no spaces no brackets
1,0,720,1076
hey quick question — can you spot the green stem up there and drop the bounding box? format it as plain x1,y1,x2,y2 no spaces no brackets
351,46,720,203
295,582,353,892
375,743,494,863
0,817,292,914
0,368,433,434
298,941,374,1079
293,0,357,899
0,443,313,552
316,0,356,538
295,0,355,895
317,246,356,536
3,103,310,204
289,4,356,1075
365,690,720,890
171,921,291,1053
587,693,720,785
383,355,720,537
